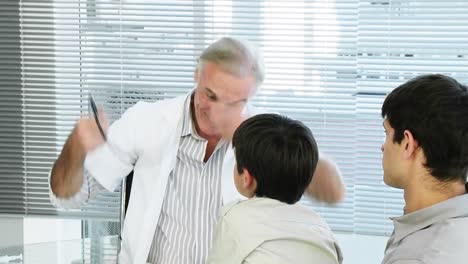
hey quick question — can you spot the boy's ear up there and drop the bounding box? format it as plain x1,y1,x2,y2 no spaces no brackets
242,168,253,188
239,168,258,198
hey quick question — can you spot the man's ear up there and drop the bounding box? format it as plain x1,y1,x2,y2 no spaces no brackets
194,66,199,83
402,129,419,159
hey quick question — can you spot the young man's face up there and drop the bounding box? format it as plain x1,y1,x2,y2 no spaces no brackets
193,62,256,140
381,119,405,188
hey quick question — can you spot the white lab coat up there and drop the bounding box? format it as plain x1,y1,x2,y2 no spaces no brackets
84,93,243,263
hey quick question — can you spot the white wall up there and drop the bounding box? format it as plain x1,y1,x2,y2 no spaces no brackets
23,217,81,244
21,218,82,264
0,217,23,248
335,233,388,264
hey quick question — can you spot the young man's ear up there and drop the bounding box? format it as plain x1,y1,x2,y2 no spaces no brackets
402,129,419,159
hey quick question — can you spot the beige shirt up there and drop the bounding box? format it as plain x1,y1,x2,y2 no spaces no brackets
207,197,343,264
382,192,468,264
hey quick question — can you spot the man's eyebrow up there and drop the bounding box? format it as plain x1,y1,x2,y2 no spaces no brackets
228,98,248,105
206,87,248,105
205,87,217,98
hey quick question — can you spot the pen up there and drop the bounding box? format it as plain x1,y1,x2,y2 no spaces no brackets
89,93,107,141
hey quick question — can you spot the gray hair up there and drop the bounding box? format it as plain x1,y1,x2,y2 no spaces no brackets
198,37,265,88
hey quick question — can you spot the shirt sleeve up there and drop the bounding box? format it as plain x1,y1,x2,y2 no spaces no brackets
243,239,342,264
49,168,107,209
206,221,236,264
206,204,244,264
84,101,147,192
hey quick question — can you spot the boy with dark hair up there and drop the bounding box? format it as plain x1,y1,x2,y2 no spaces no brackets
207,113,343,264
381,74,468,264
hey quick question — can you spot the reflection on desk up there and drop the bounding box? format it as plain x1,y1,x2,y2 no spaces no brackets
0,236,118,264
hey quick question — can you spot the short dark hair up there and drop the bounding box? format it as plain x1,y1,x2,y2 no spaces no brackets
232,113,319,204
381,74,468,182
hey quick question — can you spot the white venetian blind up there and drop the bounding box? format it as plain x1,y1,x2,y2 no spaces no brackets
355,0,468,235
250,0,358,232
1,0,467,235
0,1,24,215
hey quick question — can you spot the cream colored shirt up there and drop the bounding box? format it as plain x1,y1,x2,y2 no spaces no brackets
207,197,343,264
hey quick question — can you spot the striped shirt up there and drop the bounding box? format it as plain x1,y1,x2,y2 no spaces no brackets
146,95,228,264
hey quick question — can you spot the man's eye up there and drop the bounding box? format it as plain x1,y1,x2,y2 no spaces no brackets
230,101,243,108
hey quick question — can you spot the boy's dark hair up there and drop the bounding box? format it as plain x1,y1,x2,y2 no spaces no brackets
382,74,468,182
232,113,319,204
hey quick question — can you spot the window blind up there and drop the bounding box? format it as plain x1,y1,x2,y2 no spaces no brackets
1,0,467,235
251,0,358,232
355,0,468,235
0,1,24,216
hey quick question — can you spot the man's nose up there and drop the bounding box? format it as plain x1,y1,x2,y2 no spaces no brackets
381,144,384,152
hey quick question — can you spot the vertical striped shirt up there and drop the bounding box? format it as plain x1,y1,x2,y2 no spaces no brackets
146,94,228,264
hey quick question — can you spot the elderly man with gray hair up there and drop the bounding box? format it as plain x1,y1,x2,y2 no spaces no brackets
49,37,345,264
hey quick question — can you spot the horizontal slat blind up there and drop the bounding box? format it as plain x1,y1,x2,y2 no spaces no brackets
1,0,467,235
0,1,24,215
355,0,468,235
250,0,357,232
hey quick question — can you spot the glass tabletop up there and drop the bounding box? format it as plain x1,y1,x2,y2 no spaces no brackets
0,236,119,264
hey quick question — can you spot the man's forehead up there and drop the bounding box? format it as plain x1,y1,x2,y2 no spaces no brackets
200,62,256,89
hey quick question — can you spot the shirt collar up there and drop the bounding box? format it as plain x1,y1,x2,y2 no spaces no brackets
391,193,468,243
181,92,195,137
